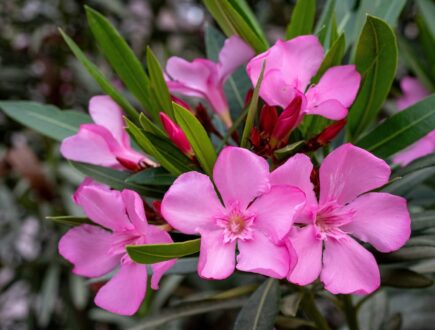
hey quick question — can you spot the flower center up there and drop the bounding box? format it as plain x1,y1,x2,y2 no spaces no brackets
216,204,255,243
314,201,354,240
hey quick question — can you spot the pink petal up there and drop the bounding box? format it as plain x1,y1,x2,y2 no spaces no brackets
341,192,411,253
161,172,224,234
198,229,236,280
249,186,306,243
166,57,216,95
247,36,324,102
95,262,147,316
392,130,435,166
258,69,300,108
287,225,322,285
270,153,318,216
218,36,255,82
213,147,270,209
306,65,361,109
58,224,119,277
89,95,129,147
166,80,205,98
304,99,348,120
321,235,380,295
319,144,391,205
146,226,176,289
236,231,290,278
121,189,149,234
396,77,429,111
60,124,119,167
74,184,133,232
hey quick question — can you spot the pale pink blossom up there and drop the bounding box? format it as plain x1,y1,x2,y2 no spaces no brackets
161,147,305,279
270,144,410,294
165,36,255,127
247,36,361,126
393,77,434,166
59,181,175,315
61,95,156,171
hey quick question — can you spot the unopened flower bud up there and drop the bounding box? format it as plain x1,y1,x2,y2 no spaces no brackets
259,104,278,136
160,112,194,158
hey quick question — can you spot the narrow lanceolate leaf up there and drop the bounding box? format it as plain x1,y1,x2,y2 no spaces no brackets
139,113,167,138
85,6,158,122
381,268,433,288
234,279,280,330
202,0,268,53
348,16,398,141
312,33,346,83
411,211,435,232
70,162,166,198
125,118,192,176
46,216,92,226
126,167,176,186
127,238,201,264
240,62,265,148
59,29,139,122
417,0,435,42
146,47,174,119
285,0,316,39
356,94,435,159
0,101,90,141
173,103,217,176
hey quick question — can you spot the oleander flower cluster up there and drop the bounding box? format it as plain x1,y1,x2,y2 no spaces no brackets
57,34,413,317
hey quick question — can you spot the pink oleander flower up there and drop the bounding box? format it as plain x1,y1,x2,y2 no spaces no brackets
270,144,411,294
165,36,255,127
247,36,361,126
59,181,175,315
161,147,306,279
393,77,434,166
159,112,194,158
61,95,156,171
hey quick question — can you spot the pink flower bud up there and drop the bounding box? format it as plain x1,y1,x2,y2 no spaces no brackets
159,112,194,158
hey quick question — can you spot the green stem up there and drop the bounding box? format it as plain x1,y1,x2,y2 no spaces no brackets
342,295,359,330
301,290,331,330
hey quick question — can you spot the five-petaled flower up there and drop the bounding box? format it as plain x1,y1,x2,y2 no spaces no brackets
392,77,434,166
270,144,411,294
61,95,156,171
59,180,175,315
161,147,306,279
247,36,361,127
165,36,255,127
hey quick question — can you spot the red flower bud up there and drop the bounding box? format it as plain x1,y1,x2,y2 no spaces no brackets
244,88,254,108
171,95,192,112
270,95,303,148
259,104,278,136
317,119,347,145
250,127,261,147
160,112,194,158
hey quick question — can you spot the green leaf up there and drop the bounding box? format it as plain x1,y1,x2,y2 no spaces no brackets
45,216,92,226
85,6,158,122
205,25,251,118
411,211,435,232
381,268,433,288
234,279,280,330
375,0,407,27
312,34,346,83
356,94,435,159
59,29,139,122
285,0,316,40
173,103,217,176
139,113,167,138
417,0,435,42
347,15,398,140
274,141,306,160
396,153,435,178
146,47,174,119
70,162,166,198
0,101,90,141
125,118,192,176
240,61,265,148
126,167,176,186
202,0,268,53
378,246,435,262
127,238,201,264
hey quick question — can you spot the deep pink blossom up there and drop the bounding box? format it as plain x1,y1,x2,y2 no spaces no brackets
165,36,255,127
159,112,193,158
161,147,305,279
393,77,434,166
59,181,175,315
247,36,361,126
270,144,410,294
61,95,156,171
